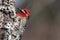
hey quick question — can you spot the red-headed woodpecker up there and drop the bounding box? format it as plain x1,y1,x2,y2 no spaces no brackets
16,8,30,32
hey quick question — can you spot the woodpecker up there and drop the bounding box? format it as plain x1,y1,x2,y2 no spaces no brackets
16,8,30,40
16,8,30,28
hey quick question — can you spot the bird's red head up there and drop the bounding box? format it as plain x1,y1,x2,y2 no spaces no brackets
23,8,30,19
16,8,30,19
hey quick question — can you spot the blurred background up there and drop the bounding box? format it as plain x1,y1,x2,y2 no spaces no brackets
16,0,60,40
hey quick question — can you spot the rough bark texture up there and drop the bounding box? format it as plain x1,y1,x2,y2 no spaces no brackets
0,0,24,40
